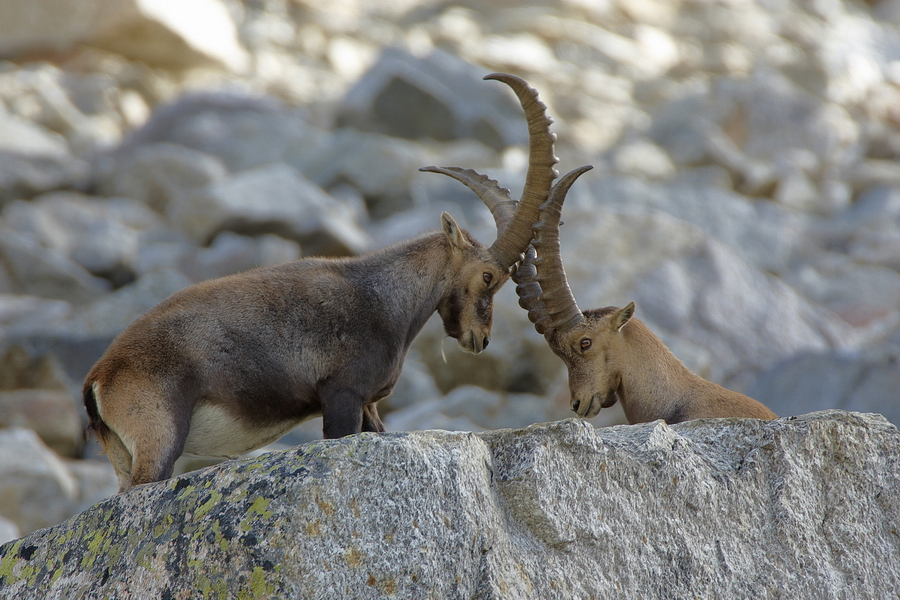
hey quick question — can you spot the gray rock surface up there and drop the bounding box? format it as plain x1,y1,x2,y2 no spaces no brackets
114,92,326,174
94,142,229,214
335,46,530,150
0,518,19,548
384,384,571,434
0,389,83,458
171,162,370,255
2,268,193,382
2,191,163,284
0,428,116,536
748,343,900,425
0,230,110,304
2,0,900,544
0,151,89,206
1,411,897,599
171,231,301,284
0,345,70,391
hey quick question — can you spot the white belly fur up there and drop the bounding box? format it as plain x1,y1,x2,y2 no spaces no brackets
183,403,309,458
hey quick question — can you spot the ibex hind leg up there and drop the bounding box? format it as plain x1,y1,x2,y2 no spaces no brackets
97,420,185,492
99,428,135,492
100,381,192,491
127,413,190,489
362,403,385,433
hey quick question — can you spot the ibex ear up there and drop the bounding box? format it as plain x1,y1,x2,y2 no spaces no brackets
441,212,471,251
611,301,636,332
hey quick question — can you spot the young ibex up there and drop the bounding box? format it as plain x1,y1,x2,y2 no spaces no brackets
513,166,777,425
85,73,561,491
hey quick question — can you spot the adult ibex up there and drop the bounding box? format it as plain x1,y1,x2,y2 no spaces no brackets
84,73,560,491
513,166,777,425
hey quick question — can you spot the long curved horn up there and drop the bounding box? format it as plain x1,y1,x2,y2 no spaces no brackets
418,167,518,237
484,73,559,268
516,165,593,334
421,73,558,269
512,245,553,334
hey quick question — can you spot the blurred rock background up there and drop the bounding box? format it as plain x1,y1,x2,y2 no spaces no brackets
1,0,899,542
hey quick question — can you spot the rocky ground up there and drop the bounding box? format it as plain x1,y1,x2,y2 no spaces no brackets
1,0,900,542
3,412,899,598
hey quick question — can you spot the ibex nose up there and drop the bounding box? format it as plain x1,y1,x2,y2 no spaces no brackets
571,399,581,413
482,337,489,351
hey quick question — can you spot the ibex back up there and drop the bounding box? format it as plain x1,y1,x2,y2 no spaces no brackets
84,73,561,491
512,167,777,424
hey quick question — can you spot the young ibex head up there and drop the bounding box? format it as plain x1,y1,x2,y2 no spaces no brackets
513,167,777,424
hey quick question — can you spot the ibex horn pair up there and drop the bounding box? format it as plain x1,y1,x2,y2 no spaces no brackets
421,72,559,270
83,73,564,492
513,167,778,425
513,164,593,333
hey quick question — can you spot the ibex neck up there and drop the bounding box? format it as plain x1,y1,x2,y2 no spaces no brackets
354,231,453,349
617,319,698,424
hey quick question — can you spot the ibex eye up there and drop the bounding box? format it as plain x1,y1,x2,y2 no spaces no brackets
580,338,592,351
483,272,493,284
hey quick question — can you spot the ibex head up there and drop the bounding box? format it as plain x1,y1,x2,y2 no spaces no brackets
514,167,777,424
541,300,637,419
423,73,558,354
433,210,505,354
511,165,623,417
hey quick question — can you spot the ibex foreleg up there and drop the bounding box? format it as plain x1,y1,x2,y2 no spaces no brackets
320,386,370,438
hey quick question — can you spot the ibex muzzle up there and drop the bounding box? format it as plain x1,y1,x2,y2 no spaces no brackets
84,73,561,491
513,166,778,424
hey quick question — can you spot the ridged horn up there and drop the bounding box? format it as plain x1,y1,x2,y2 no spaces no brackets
418,167,518,237
517,165,593,334
512,245,553,334
420,73,558,269
484,73,559,268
